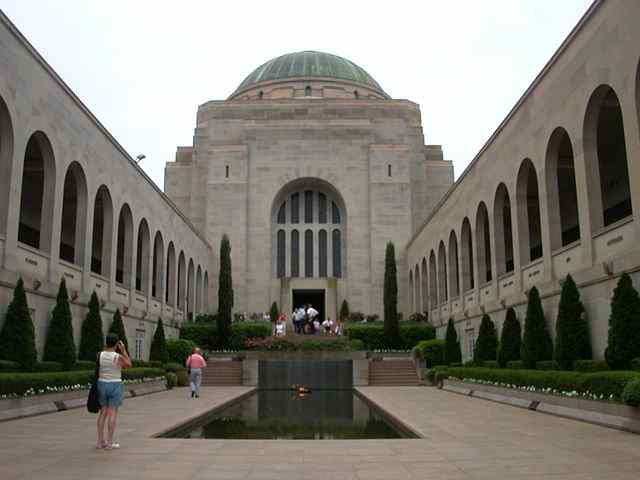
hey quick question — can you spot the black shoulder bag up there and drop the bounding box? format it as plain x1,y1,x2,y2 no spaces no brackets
86,352,101,414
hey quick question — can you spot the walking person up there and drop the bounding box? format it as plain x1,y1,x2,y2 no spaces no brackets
96,333,132,450
186,347,207,398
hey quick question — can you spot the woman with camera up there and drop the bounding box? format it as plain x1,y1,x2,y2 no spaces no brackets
96,333,132,450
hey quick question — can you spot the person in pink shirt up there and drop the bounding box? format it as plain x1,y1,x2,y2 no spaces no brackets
185,347,207,398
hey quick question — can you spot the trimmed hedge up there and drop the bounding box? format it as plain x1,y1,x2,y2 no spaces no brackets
34,361,63,372
180,322,272,351
573,360,609,372
622,377,640,407
345,323,435,350
416,339,445,368
163,362,186,373
507,361,525,370
0,367,165,396
73,361,96,371
536,361,559,371
633,358,640,372
446,367,640,400
0,360,20,372
483,360,499,369
166,339,196,365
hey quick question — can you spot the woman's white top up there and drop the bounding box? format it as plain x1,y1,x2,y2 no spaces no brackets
98,351,122,382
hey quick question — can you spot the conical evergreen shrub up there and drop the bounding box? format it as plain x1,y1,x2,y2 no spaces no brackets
78,291,104,361
554,274,591,370
269,302,279,322
445,318,462,365
109,308,129,352
498,307,521,368
474,314,498,364
0,278,37,370
217,234,233,348
150,318,168,364
383,242,400,348
605,273,640,370
340,300,350,321
43,278,76,370
521,286,553,369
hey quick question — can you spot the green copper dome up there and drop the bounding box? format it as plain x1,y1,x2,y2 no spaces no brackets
233,51,387,97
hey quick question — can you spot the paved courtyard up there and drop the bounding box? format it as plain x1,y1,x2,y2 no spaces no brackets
0,386,639,479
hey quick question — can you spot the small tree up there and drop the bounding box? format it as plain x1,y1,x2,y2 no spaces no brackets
498,307,521,368
340,300,350,322
109,308,129,352
474,314,498,364
217,234,233,348
269,302,279,322
554,274,591,370
445,318,462,365
521,286,553,369
150,318,168,364
78,291,104,361
0,278,37,370
606,273,640,370
43,278,76,370
383,242,400,347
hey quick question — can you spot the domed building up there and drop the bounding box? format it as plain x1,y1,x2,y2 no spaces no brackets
165,51,453,320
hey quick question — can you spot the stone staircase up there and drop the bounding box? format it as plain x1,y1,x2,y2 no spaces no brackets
368,359,421,386
200,360,243,386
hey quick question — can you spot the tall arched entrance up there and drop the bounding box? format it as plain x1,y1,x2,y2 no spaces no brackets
271,178,346,323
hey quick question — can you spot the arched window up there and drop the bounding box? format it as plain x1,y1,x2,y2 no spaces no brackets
318,193,327,223
584,85,633,228
461,218,474,291
305,229,313,277
429,250,437,307
187,259,195,317
318,229,327,277
115,204,134,286
332,202,341,224
59,163,88,264
516,159,543,263
18,132,56,251
291,193,300,223
277,202,286,224
304,190,313,223
196,266,203,313
438,241,448,303
135,219,150,293
494,184,514,275
152,232,164,299
546,128,580,249
421,257,428,312
0,95,13,236
332,229,342,278
277,229,285,278
165,242,176,305
305,86,311,97
448,231,460,298
291,230,299,277
409,270,414,313
476,202,492,283
177,251,186,311
91,186,113,276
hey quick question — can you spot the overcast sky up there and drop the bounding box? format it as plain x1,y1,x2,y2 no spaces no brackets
1,0,592,189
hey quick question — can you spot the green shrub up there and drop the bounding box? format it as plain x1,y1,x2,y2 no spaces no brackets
0,360,20,372
163,362,185,373
622,377,640,407
483,360,499,369
416,339,445,368
463,360,475,367
349,339,365,351
445,367,639,400
348,311,365,323
109,309,129,352
435,370,449,384
194,313,217,323
34,361,63,372
474,314,498,364
340,300,350,322
606,273,640,370
0,278,37,370
217,234,233,348
450,362,463,368
269,302,279,323
78,291,104,362
0,368,164,396
521,286,553,369
166,339,196,365
345,323,434,350
150,318,168,364
399,323,435,348
176,369,189,387
507,360,525,369
132,360,150,368
536,361,559,371
498,307,521,368
72,361,95,371
383,242,400,348
573,360,609,372
555,274,591,370
180,322,271,350
165,372,177,389
229,323,272,350
445,319,462,365
43,278,76,371
632,358,640,371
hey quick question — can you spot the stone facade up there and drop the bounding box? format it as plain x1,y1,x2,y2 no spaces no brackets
405,0,640,360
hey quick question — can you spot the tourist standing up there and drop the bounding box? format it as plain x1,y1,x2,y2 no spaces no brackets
96,333,132,450
186,348,207,398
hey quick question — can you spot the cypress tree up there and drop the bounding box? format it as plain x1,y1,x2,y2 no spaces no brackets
43,278,76,370
269,302,279,322
78,291,104,361
474,314,498,364
383,242,399,348
554,274,591,370
109,308,129,352
498,307,521,368
521,286,553,369
217,234,233,348
445,318,462,365
0,278,37,370
605,273,640,370
150,318,168,364
340,300,350,322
